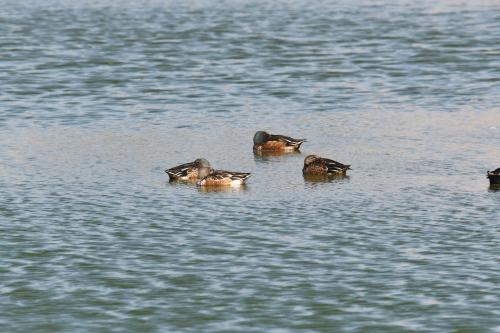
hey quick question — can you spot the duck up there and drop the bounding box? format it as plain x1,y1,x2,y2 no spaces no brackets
302,154,350,176
487,167,500,185
165,158,212,181
197,170,251,187
253,131,305,152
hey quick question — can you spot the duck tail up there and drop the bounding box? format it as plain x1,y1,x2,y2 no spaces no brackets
165,170,177,180
165,168,184,179
294,139,306,148
239,173,251,180
233,173,251,183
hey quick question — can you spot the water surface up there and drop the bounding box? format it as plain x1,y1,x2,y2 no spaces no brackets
1,0,500,332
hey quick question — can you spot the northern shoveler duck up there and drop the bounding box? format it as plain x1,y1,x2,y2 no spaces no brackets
253,131,305,152
487,167,500,185
302,155,350,176
197,170,251,187
165,158,212,181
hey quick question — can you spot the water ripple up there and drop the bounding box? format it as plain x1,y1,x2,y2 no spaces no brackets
1,0,500,332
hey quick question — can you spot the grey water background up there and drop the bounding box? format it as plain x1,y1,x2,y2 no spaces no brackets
1,0,500,331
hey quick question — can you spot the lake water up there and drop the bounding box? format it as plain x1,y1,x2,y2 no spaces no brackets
1,0,500,332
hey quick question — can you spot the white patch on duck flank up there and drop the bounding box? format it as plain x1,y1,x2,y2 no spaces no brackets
231,179,243,187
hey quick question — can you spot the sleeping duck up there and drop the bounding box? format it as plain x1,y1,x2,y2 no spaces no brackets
302,154,350,177
253,131,305,152
165,158,212,181
197,170,251,187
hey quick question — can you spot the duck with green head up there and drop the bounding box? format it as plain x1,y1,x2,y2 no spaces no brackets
253,131,305,152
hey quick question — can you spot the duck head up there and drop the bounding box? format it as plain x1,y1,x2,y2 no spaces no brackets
303,154,319,166
253,131,270,144
193,158,211,168
197,166,213,179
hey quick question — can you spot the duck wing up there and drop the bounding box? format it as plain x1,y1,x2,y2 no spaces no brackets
165,161,195,178
210,170,251,181
321,158,351,172
269,134,306,147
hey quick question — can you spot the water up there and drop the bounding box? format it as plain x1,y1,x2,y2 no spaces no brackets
1,0,500,331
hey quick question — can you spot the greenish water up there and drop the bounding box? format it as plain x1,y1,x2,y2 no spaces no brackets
1,0,500,332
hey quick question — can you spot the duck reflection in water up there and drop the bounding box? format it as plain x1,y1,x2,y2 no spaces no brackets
488,185,500,192
253,149,302,160
197,185,249,193
303,173,350,183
